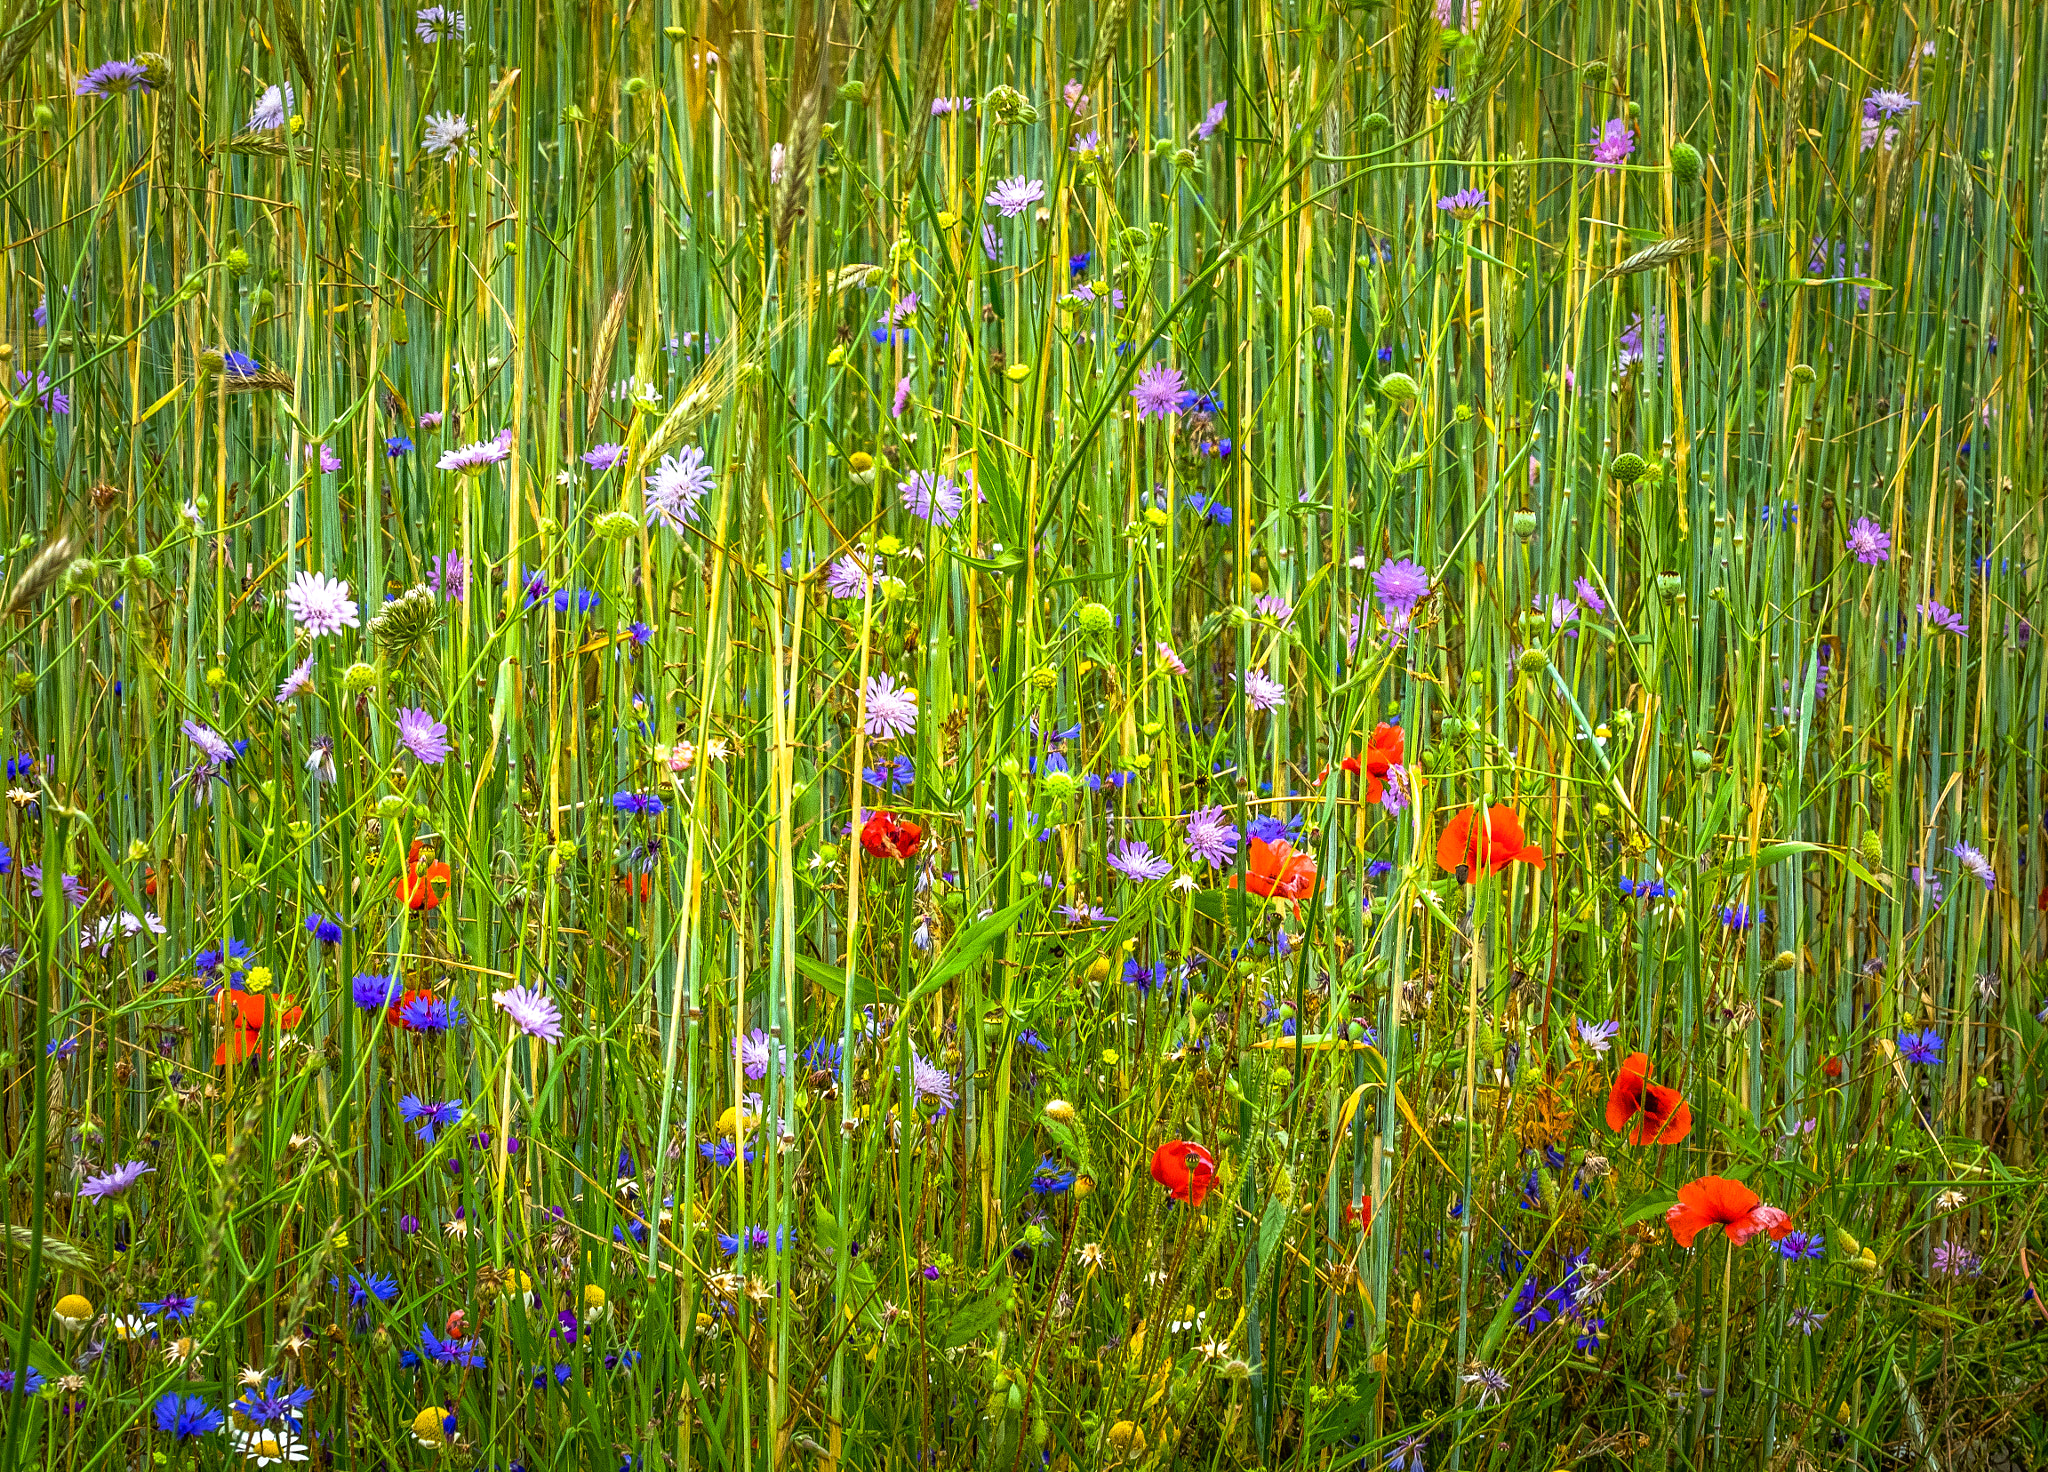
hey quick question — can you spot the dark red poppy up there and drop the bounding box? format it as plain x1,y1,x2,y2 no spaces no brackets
1341,723,1404,804
618,872,652,902
1436,804,1545,878
1150,1140,1216,1207
214,989,303,1066
1821,1055,1843,1080
1344,1194,1374,1231
1604,1052,1693,1145
1224,838,1318,901
860,811,923,860
398,841,451,911
1665,1175,1793,1249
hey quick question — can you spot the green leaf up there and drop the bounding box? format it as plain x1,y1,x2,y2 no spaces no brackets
908,896,1039,1001
1255,1195,1289,1274
942,1292,1007,1349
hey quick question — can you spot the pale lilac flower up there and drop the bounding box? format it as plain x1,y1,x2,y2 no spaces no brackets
1241,668,1287,712
984,176,1045,218
899,471,963,526
422,112,471,160
1071,130,1102,156
1253,594,1294,624
908,1053,957,1110
1918,599,1967,636
582,443,627,470
886,293,919,325
438,437,511,474
181,721,237,765
1544,596,1579,630
736,1028,783,1079
1860,119,1900,153
1930,1241,1982,1278
247,83,292,132
1435,188,1487,219
1589,117,1635,172
980,225,1004,263
1193,100,1227,141
930,96,973,116
1575,1018,1620,1055
1108,840,1173,882
1184,806,1240,869
396,707,452,765
1863,89,1916,120
1156,642,1187,676
75,59,154,96
492,984,563,1043
1379,764,1409,816
284,571,360,638
1845,517,1891,564
1573,577,1607,614
14,371,70,415
1950,842,1995,890
274,655,316,705
645,447,716,528
79,1161,154,1201
1372,558,1431,613
862,674,919,739
824,554,875,599
1788,1305,1827,1335
306,444,341,474
1130,365,1186,420
415,6,467,42
417,411,445,430
891,376,912,419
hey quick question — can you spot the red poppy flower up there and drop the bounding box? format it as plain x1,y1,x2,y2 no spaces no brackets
144,867,158,900
1665,1175,1794,1249
1341,723,1404,804
398,841,452,911
1435,804,1544,878
860,810,923,860
213,990,303,1066
618,872,652,902
1344,1194,1374,1231
1604,1052,1693,1145
1225,838,1318,901
1150,1140,1216,1207
1821,1055,1843,1080
394,988,438,1030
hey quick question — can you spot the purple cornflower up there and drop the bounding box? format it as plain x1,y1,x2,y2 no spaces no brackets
492,984,564,1043
14,371,70,415
1589,117,1635,172
862,674,919,739
1918,599,1967,636
400,995,460,1033
303,911,342,945
1241,668,1287,712
79,1160,154,1200
75,59,155,96
1845,516,1892,563
984,176,1045,218
1194,100,1227,141
1184,806,1240,869
899,471,963,526
1107,840,1173,882
1898,1029,1944,1067
1788,1305,1827,1335
1131,365,1187,420
1435,188,1487,220
582,442,627,470
1778,1231,1825,1261
1931,1241,1982,1278
1950,842,1995,890
153,1394,225,1439
396,707,451,765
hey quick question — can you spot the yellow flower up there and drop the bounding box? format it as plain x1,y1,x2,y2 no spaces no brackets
53,1293,93,1331
244,966,274,993
411,1406,450,1446
1105,1421,1147,1460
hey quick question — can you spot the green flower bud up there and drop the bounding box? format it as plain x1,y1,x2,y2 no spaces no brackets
1361,112,1390,133
1670,141,1702,185
1655,571,1683,598
1309,304,1335,329
837,79,866,103
1517,646,1549,673
1582,60,1610,85
1608,452,1648,484
342,661,379,694
1790,363,1817,384
1690,748,1713,772
1512,510,1538,538
593,509,639,542
1077,602,1115,636
1377,372,1421,404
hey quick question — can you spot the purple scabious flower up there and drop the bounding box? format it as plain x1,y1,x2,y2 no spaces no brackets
1240,668,1287,712
736,1027,782,1079
79,1160,154,1200
437,437,511,474
274,654,316,704
180,720,238,765
422,112,472,159
14,371,70,415
396,707,451,765
862,674,919,739
246,83,292,131
1435,188,1487,219
1950,842,1995,890
1372,558,1431,612
1575,1018,1619,1054
823,553,875,599
283,570,360,638
416,6,467,43
980,224,1004,263
1930,1241,1982,1278
1898,1029,1944,1067
352,974,400,1010
1573,576,1608,613
75,59,155,96
899,471,963,526
1107,839,1173,882
645,446,716,529
1184,806,1240,869
307,443,342,473
492,984,564,1043
907,1052,958,1110
1845,516,1891,563
891,375,912,418
1863,88,1917,120
582,442,627,470
1194,100,1228,140
1130,365,1187,420
1918,599,1967,636
1588,116,1635,171
984,175,1045,217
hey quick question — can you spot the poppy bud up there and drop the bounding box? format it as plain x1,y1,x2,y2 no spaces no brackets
1608,452,1648,484
1512,509,1537,538
1670,141,1702,185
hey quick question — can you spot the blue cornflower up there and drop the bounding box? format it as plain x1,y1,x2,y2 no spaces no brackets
386,435,414,456
399,994,460,1032
1898,1029,1945,1067
1366,859,1393,879
397,1095,465,1142
0,1366,42,1397
1245,813,1301,845
2,754,30,778
1124,958,1172,994
1572,1312,1606,1353
1183,492,1232,526
303,911,342,945
152,1393,224,1439
1015,1029,1049,1054
611,791,665,818
1720,901,1762,932
1029,1157,1077,1196
1618,876,1670,898
352,973,400,1010
140,1293,199,1323
1777,1231,1825,1262
1386,1434,1426,1472
1069,250,1092,278
862,755,916,793
231,1377,313,1427
331,1273,399,1306
699,1139,754,1168
220,350,263,377
0,840,10,874
627,620,653,646
47,1036,77,1060
419,1322,486,1368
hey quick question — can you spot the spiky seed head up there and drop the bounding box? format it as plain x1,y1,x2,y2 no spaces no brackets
367,585,442,659
1608,452,1648,483
342,661,379,694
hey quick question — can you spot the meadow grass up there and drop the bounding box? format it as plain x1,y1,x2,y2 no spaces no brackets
0,1,2044,1469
